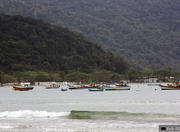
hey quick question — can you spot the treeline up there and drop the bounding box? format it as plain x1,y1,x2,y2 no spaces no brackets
0,70,122,83
0,68,179,83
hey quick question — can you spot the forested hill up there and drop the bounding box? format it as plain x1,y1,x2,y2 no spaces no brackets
0,14,129,73
0,0,179,70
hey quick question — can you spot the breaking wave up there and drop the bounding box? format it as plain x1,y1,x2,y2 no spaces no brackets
0,110,70,118
69,110,180,121
1,110,179,122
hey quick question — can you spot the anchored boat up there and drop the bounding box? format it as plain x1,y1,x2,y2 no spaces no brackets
88,86,104,92
60,86,68,91
13,83,34,91
159,81,180,90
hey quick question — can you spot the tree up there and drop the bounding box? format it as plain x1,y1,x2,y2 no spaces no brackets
90,70,114,82
65,72,90,82
35,72,50,82
3,74,15,83
127,69,140,81
154,67,174,77
49,72,63,82
142,68,154,77
0,71,5,84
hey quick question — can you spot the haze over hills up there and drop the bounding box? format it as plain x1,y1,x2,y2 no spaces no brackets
0,0,180,70
0,14,129,73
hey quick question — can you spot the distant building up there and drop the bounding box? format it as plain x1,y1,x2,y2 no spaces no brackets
144,77,158,83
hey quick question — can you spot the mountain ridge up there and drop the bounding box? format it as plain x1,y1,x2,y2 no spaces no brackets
0,14,129,73
0,0,180,70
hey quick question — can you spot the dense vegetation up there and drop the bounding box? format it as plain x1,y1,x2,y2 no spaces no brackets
0,68,179,83
0,70,121,83
0,0,179,70
0,14,129,74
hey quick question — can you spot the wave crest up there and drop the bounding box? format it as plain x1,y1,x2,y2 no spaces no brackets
0,110,70,118
69,110,180,121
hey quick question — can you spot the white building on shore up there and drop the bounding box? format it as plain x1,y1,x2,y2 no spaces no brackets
144,77,158,83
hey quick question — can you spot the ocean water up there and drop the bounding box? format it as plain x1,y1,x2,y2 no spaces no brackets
0,84,180,132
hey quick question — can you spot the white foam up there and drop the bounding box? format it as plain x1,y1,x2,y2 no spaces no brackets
0,110,70,118
0,126,13,129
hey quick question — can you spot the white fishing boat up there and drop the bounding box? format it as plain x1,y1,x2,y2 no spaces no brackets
13,83,34,91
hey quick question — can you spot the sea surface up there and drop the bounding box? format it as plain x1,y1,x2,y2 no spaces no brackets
0,83,180,132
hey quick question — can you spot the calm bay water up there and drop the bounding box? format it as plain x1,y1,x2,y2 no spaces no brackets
0,83,180,132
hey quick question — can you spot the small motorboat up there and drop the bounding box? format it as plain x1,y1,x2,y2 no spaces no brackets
159,84,180,88
60,85,68,91
13,85,34,91
61,88,68,91
88,87,104,92
159,81,180,90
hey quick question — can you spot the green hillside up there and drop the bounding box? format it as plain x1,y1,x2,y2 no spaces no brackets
0,0,179,70
0,14,129,73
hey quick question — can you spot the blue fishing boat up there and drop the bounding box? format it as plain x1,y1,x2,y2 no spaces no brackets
60,86,68,91
88,86,104,92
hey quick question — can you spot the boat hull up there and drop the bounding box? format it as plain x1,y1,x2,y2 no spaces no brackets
105,88,130,91
161,87,180,90
88,88,104,92
46,87,59,89
61,88,68,91
69,87,85,90
159,84,180,88
69,86,99,90
13,86,34,91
